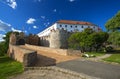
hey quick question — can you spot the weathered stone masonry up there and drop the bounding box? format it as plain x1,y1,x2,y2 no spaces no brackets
39,29,72,49
8,33,37,67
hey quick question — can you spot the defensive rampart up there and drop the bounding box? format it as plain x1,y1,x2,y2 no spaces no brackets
8,44,37,67
25,44,82,56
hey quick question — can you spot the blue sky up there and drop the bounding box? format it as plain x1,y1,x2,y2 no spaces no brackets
0,0,120,41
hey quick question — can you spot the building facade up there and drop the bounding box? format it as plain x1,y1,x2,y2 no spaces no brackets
38,20,101,49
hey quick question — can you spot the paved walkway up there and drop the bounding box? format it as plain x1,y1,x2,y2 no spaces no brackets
20,45,79,66
56,59,120,79
88,54,112,61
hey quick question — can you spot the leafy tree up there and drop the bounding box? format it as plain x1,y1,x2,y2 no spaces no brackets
68,28,95,52
68,28,109,52
105,11,120,32
108,31,120,47
105,11,120,46
92,32,109,52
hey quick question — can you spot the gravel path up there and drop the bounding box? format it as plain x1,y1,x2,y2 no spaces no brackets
10,67,99,79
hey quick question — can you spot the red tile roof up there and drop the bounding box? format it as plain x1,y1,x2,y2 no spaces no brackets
57,20,96,26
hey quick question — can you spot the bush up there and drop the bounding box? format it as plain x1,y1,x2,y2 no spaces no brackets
0,42,7,56
105,46,114,52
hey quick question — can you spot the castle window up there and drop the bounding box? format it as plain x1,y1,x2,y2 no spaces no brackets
65,25,67,27
71,25,72,28
81,26,83,28
88,26,90,28
75,26,77,28
94,26,95,28
60,25,62,27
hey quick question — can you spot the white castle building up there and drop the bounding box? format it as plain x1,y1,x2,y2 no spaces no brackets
38,20,101,37
38,20,101,48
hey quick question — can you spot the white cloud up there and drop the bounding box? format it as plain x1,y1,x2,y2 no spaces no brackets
33,25,38,29
0,20,11,32
53,9,57,12
41,16,45,19
0,34,5,42
43,22,50,27
4,0,17,9
11,27,22,32
26,18,36,24
69,0,75,2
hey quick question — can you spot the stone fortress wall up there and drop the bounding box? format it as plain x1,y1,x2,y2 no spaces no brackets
8,33,37,67
50,29,70,49
39,29,72,49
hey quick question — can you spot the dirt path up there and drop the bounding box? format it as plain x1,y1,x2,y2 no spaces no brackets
20,45,79,66
88,54,112,61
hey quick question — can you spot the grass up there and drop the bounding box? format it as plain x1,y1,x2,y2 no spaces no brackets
0,55,24,79
86,52,105,57
103,47,120,64
103,54,120,64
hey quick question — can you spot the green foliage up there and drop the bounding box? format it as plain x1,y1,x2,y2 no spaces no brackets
105,11,120,31
0,42,7,56
103,54,120,64
68,28,109,52
0,31,20,56
108,31,120,46
0,56,23,79
105,46,114,52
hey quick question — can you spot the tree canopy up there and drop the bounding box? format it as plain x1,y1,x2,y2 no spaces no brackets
105,11,120,47
68,28,109,52
105,11,120,32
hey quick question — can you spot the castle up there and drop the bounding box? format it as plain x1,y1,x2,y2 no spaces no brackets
38,20,101,49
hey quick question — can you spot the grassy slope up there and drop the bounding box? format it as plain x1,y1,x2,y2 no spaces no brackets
103,54,120,64
86,52,105,57
0,56,23,79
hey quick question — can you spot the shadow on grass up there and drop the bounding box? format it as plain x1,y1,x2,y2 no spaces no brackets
0,56,13,63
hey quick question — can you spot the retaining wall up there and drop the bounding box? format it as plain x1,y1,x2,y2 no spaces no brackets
25,44,82,56
8,44,37,67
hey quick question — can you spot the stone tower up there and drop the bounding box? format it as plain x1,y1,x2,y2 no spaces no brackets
9,32,25,45
50,29,69,49
9,33,17,45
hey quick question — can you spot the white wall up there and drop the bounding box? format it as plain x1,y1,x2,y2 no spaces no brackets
38,23,100,37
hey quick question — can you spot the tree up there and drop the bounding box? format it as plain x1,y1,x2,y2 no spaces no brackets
108,31,120,47
68,28,95,52
68,28,109,52
105,11,120,32
105,11,120,46
92,32,109,52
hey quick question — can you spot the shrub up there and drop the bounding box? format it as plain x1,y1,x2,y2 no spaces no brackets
105,46,114,52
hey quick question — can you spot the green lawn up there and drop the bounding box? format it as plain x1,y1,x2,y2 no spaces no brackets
103,54,120,64
0,56,23,79
86,52,105,57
